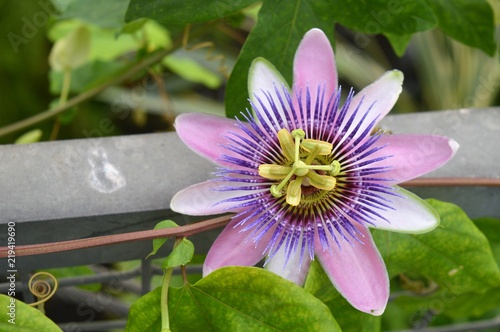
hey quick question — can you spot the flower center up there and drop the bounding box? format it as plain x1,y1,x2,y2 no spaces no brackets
258,128,340,206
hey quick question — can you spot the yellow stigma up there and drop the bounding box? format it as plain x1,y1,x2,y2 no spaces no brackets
261,128,341,206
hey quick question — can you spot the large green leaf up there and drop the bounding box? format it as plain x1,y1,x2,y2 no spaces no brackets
394,286,500,320
58,0,130,29
424,0,496,56
305,260,381,332
330,0,437,35
125,0,258,24
0,295,62,332
373,199,500,295
474,217,500,267
225,0,334,119
125,287,162,332
127,267,340,332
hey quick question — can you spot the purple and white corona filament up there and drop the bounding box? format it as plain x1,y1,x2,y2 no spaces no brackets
171,28,458,315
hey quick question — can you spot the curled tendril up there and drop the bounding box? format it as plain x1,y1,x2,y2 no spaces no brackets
28,272,58,311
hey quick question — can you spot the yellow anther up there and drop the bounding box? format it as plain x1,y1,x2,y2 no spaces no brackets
306,171,337,191
286,178,303,206
264,127,340,206
301,139,333,155
258,164,292,180
277,129,295,161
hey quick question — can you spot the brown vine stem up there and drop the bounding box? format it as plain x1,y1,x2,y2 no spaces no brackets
0,215,233,259
0,177,499,259
403,177,500,187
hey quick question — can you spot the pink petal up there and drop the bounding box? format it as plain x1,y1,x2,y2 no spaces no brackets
170,180,265,216
174,113,244,167
203,216,274,276
265,244,312,285
344,70,403,141
248,58,292,138
315,224,389,316
293,28,337,103
370,134,459,184
366,186,440,233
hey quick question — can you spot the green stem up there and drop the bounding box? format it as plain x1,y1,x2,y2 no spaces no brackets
50,69,72,141
161,237,183,332
60,69,72,105
161,268,173,332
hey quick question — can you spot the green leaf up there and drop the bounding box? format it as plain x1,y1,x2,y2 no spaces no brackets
394,286,500,320
128,267,340,331
373,199,500,295
42,266,100,292
50,60,131,94
15,129,43,144
125,0,258,24
171,267,340,331
225,0,334,119
163,55,222,89
0,295,62,331
424,0,496,56
305,260,381,332
58,0,130,29
147,220,179,259
161,238,194,269
57,107,78,125
474,217,500,267
385,33,413,57
331,0,436,35
125,287,162,332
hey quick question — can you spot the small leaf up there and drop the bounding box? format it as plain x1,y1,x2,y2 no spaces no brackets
147,220,178,259
57,107,78,125
14,129,43,144
170,267,340,331
161,238,194,269
385,33,413,57
163,55,222,89
125,0,258,24
424,0,496,56
121,18,149,34
0,295,62,331
373,199,500,295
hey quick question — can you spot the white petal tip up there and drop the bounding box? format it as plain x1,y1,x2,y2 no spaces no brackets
448,138,460,155
202,265,214,278
383,70,404,86
368,307,386,316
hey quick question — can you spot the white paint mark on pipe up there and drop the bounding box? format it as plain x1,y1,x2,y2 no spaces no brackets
88,147,126,193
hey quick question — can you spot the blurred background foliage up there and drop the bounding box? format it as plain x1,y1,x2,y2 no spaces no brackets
0,0,498,146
